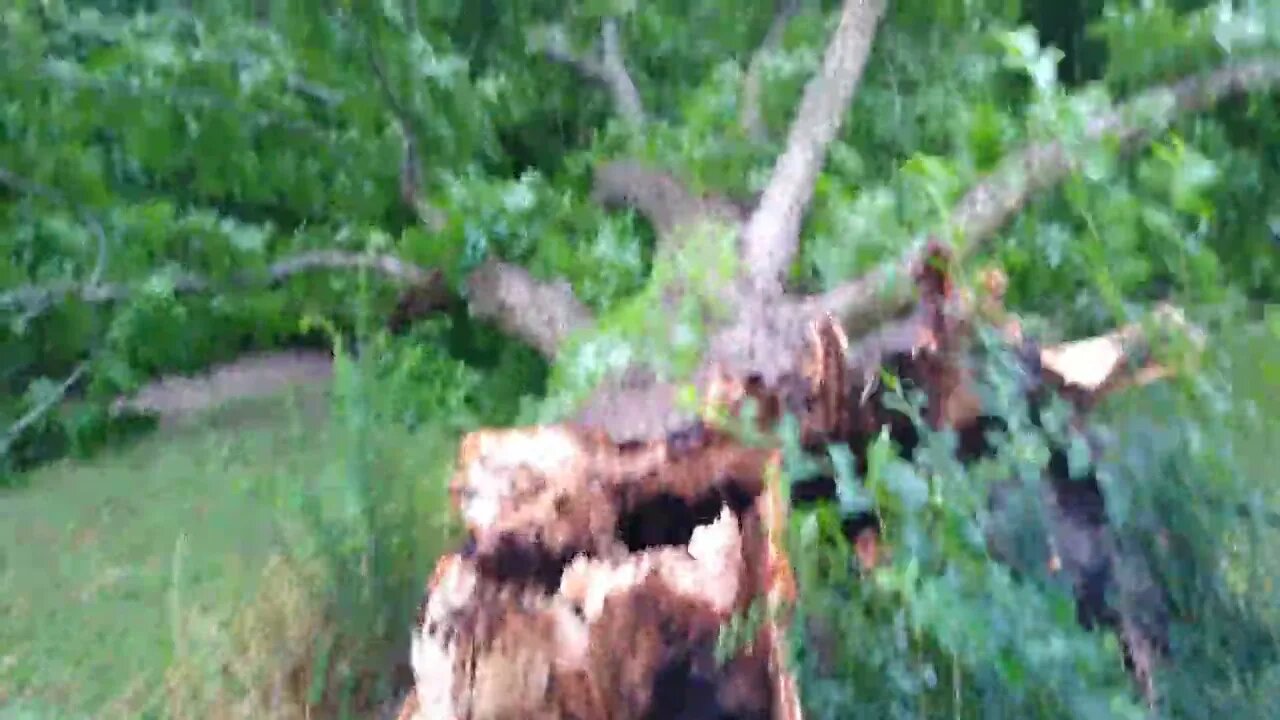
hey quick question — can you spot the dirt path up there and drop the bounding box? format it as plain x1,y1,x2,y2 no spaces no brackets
111,349,334,423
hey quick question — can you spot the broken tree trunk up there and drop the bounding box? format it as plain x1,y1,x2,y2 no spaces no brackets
386,10,1261,716
398,247,1191,719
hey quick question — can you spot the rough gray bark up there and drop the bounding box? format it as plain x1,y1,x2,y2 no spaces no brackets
590,161,747,253
465,261,595,358
740,0,887,296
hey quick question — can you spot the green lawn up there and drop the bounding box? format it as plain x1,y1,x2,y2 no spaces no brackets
0,382,453,720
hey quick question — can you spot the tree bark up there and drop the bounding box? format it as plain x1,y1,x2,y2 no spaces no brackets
599,19,646,126
591,161,748,256
740,0,887,296
465,261,595,358
404,255,1190,718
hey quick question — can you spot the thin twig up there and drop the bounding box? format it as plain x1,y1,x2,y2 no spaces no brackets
0,250,434,318
0,362,89,458
541,20,647,125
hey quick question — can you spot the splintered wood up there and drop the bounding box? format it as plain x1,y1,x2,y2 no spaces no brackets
410,426,792,720
400,260,1195,719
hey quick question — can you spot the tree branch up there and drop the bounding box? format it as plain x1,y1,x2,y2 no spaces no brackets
1,250,593,358
0,250,435,318
741,0,886,295
0,362,89,459
812,57,1280,333
464,261,595,358
364,31,448,232
591,161,746,252
599,19,646,125
0,165,112,324
542,20,646,126
0,167,111,461
740,0,802,142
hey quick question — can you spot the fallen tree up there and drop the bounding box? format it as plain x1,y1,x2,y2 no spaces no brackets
4,2,1278,716
386,3,1273,719
399,251,1197,719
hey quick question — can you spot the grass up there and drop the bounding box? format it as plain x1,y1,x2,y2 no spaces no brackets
0,379,460,720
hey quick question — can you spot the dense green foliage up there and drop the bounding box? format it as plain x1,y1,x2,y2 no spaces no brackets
771,325,1280,719
4,1,1279,465
4,0,1280,718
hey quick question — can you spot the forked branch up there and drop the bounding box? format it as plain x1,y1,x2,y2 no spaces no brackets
813,57,1280,333
741,0,886,295
542,19,646,126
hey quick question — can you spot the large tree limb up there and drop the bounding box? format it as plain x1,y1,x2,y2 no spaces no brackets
591,161,747,253
813,57,1280,334
741,0,886,295
1,250,592,358
465,261,594,358
542,19,646,126
740,0,802,142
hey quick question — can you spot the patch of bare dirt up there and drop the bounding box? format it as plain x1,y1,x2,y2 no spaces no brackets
110,349,333,423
